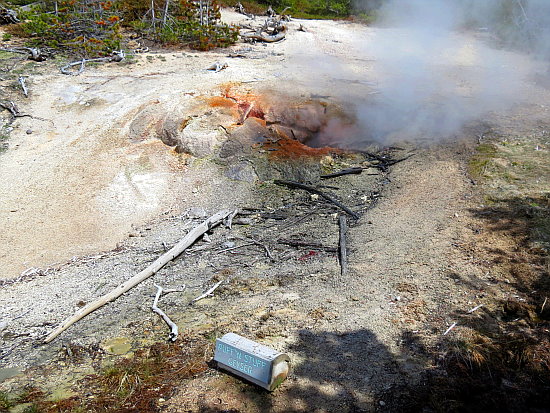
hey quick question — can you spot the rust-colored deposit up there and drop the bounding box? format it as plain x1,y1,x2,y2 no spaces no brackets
263,136,339,159
206,85,348,158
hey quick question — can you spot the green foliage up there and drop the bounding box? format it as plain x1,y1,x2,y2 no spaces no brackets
11,0,122,57
126,0,238,50
8,0,237,54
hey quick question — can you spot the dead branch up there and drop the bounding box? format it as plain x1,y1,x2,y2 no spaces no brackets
152,283,185,342
241,18,287,43
0,47,47,62
224,209,239,229
338,215,348,277
234,2,254,18
217,242,256,254
278,238,338,252
0,100,32,124
18,76,28,98
321,167,363,179
274,179,360,220
60,51,125,75
238,236,274,261
190,279,224,304
0,7,19,24
443,322,457,335
467,304,483,314
43,209,233,343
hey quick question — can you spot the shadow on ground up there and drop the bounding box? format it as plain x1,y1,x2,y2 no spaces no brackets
199,196,550,413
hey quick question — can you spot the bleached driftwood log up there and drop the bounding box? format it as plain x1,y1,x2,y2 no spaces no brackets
44,209,234,343
242,18,287,43
60,51,125,75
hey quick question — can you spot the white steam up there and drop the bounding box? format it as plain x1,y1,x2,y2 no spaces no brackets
312,0,550,146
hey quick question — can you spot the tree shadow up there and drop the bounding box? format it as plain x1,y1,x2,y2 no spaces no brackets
198,195,550,413
199,328,430,413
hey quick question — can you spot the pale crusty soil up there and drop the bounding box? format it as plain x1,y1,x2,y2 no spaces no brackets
1,9,550,413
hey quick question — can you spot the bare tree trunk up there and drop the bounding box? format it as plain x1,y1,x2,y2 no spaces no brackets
162,0,170,27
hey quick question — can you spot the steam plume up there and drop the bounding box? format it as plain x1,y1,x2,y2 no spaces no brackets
315,0,550,146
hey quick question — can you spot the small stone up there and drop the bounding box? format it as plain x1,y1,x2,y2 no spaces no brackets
188,207,207,218
222,241,236,248
26,129,33,134
379,401,386,406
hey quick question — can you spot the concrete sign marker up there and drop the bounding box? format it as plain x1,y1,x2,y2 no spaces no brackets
214,333,290,391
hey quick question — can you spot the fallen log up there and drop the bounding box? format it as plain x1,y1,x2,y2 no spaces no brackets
43,209,234,343
60,51,125,75
0,47,46,61
242,25,287,43
274,179,360,220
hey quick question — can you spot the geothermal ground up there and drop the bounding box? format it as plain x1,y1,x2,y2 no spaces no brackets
0,10,549,413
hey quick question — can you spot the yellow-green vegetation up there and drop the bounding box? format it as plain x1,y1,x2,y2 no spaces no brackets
431,132,550,411
4,0,238,56
2,334,214,413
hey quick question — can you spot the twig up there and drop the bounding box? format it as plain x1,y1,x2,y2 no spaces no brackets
246,237,274,261
321,167,363,179
443,322,457,336
18,76,28,98
467,304,483,314
224,208,239,229
190,279,224,304
217,242,255,254
274,179,360,220
338,215,348,277
60,51,125,76
152,283,185,342
541,297,548,314
44,209,233,343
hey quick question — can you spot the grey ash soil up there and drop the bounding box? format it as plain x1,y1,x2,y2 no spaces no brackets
0,138,483,412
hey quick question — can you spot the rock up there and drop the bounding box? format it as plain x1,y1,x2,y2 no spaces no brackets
226,161,258,183
157,115,222,157
128,104,164,141
188,207,207,218
26,129,33,135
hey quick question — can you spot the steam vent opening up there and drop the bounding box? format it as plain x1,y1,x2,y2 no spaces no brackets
150,86,379,183
204,88,375,183
209,87,363,154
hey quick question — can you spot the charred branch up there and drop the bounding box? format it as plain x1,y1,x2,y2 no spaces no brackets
338,215,348,277
274,179,360,220
278,238,338,253
321,167,363,179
